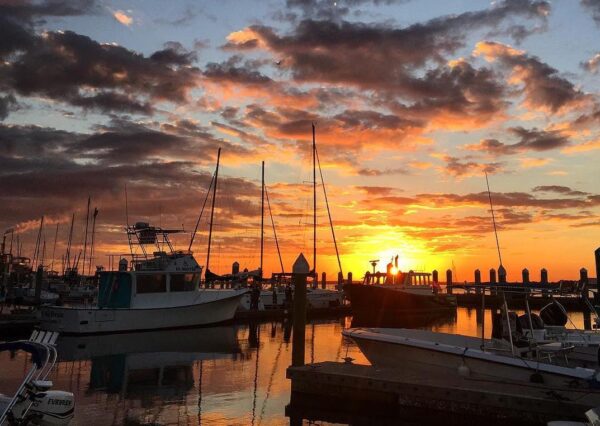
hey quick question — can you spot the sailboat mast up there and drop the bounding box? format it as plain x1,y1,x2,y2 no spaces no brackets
260,161,265,280
82,196,91,276
265,186,284,273
206,148,221,276
89,208,98,275
65,213,74,274
485,172,503,267
312,123,317,276
50,223,59,272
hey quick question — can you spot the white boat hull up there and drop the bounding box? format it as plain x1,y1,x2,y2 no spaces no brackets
40,290,246,334
345,328,600,393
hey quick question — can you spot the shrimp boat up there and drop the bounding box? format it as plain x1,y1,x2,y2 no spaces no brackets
40,223,247,334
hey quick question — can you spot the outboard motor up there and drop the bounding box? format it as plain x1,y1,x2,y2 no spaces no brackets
540,301,568,326
5,389,75,425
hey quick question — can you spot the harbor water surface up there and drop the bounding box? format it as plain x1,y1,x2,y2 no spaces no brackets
0,308,590,425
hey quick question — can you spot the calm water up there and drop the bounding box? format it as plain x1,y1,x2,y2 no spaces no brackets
0,308,589,425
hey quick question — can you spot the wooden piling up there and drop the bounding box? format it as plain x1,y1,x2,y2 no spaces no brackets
337,271,343,290
522,268,529,284
347,272,352,285
541,268,548,285
321,272,326,289
446,269,453,294
489,268,496,284
595,247,600,289
498,265,507,284
432,270,438,284
474,269,481,284
292,253,309,367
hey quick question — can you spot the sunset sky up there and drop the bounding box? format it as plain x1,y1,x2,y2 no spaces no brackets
1,0,599,281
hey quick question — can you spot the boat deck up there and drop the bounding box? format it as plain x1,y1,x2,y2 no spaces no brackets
287,361,593,425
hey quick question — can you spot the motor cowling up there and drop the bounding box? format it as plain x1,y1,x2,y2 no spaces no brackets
29,390,75,425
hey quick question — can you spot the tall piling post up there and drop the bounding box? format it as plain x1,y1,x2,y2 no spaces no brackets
522,268,530,284
432,270,438,284
347,272,353,285
489,268,497,284
446,269,453,294
595,248,600,290
498,265,507,284
474,269,481,294
540,268,548,285
321,272,326,289
337,271,343,290
292,253,309,367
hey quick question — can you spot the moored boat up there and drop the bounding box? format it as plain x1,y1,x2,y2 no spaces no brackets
40,223,247,334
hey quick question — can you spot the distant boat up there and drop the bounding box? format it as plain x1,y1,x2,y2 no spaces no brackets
40,222,247,334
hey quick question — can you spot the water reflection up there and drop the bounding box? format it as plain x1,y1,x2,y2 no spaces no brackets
0,308,590,425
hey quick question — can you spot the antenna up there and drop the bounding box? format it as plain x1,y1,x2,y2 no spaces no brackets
485,172,503,267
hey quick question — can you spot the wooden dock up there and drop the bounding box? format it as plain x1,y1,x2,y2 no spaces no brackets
286,362,592,425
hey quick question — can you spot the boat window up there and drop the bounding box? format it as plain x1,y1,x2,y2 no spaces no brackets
136,274,167,293
170,274,197,292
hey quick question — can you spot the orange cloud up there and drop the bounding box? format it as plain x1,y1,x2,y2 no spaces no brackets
113,10,133,26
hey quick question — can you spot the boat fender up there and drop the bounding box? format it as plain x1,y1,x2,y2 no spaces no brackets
530,372,544,384
458,363,470,377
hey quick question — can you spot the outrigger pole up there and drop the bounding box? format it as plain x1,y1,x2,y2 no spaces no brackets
205,148,221,278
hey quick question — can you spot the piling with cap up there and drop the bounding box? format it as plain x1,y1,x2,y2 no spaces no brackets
540,268,548,285
432,270,438,284
489,268,497,284
321,272,326,289
292,253,309,367
595,247,600,290
446,269,453,294
474,269,481,284
347,272,353,285
522,268,529,284
337,271,343,290
498,265,507,284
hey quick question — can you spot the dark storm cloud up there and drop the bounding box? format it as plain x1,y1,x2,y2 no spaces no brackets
0,0,97,25
581,0,600,26
466,127,570,155
204,57,274,86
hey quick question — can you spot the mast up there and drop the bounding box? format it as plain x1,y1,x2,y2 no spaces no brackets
88,208,98,275
485,172,503,267
260,161,265,280
33,216,44,270
315,146,343,275
188,174,215,252
206,148,221,277
82,196,91,276
50,223,59,272
265,186,284,273
65,213,75,274
312,123,317,276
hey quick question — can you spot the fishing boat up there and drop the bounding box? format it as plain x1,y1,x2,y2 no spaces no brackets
344,258,456,321
39,223,247,334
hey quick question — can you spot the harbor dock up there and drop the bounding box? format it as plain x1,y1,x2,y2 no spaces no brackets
286,361,591,425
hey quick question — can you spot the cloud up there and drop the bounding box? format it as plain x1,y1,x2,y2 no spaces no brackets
465,127,570,155
581,0,600,26
113,10,132,26
475,41,586,113
0,95,18,121
519,157,552,168
0,8,201,115
581,52,600,73
532,185,588,196
442,155,503,177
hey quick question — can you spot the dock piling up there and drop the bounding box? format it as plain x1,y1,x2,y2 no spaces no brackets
446,269,453,294
522,268,529,284
489,268,496,284
337,271,343,290
498,265,507,284
292,253,309,367
595,247,600,289
540,268,548,285
321,272,326,289
347,272,352,285
432,270,438,284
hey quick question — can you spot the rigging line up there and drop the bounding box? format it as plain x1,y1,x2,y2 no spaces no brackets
265,186,284,274
485,172,503,267
188,174,215,252
260,161,265,279
315,146,343,275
